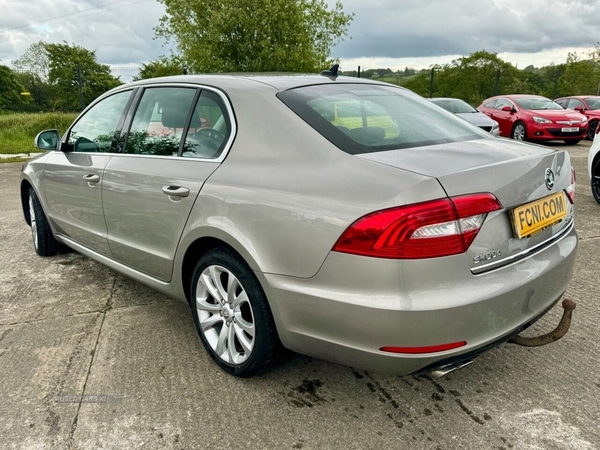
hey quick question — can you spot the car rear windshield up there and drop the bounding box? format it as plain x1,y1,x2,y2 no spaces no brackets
431,99,477,114
277,84,486,155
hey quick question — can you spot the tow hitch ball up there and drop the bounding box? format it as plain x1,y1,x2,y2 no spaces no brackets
509,299,576,347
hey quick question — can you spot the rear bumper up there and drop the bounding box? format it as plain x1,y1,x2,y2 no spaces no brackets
259,225,578,375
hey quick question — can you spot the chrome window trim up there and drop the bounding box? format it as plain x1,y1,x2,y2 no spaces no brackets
64,82,238,164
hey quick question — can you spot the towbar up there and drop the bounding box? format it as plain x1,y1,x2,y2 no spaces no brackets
509,299,576,347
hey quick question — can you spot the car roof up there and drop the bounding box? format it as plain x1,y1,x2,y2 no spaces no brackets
429,97,467,102
119,73,392,93
555,95,598,100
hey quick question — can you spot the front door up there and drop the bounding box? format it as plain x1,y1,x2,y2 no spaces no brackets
43,90,133,256
102,86,234,281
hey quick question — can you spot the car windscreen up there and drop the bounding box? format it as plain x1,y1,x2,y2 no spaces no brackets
514,97,564,110
431,99,477,114
585,97,600,110
277,84,487,155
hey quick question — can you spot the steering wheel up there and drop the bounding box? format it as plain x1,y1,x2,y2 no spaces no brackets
193,128,225,144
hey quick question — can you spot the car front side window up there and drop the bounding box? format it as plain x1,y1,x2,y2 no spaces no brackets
124,87,197,156
67,91,132,153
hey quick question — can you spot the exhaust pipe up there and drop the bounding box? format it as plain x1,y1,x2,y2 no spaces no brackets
429,360,473,379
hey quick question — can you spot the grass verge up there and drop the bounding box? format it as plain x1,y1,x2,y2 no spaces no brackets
0,112,77,154
0,157,28,164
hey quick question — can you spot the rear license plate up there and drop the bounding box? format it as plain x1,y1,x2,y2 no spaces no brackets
511,192,567,238
561,127,579,132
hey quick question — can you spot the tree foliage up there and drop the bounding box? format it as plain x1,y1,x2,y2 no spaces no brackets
155,0,353,73
45,42,122,110
0,65,30,110
558,51,600,96
134,56,186,80
12,41,50,81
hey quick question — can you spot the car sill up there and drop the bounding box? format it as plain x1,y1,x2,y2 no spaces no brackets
56,235,173,293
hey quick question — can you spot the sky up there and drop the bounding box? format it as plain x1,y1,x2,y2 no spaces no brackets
1,0,599,73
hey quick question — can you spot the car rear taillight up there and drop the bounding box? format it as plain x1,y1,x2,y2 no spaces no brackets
332,194,502,259
566,167,576,204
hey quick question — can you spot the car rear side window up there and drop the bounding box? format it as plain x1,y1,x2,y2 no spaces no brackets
181,90,232,159
278,84,486,155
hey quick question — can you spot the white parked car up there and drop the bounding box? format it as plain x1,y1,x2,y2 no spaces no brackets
588,123,600,203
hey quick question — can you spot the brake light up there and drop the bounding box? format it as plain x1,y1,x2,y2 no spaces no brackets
332,194,502,259
566,167,575,204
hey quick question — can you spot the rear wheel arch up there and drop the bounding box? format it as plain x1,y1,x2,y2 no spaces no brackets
181,236,261,305
20,180,33,225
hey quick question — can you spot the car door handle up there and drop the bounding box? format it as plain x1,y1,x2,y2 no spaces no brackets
83,174,100,183
162,185,190,198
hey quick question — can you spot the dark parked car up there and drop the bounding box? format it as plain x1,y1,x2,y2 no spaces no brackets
555,96,600,140
478,94,588,144
21,74,578,377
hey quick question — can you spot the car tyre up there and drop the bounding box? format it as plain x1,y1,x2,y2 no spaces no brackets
511,122,527,141
190,247,278,377
563,139,581,145
28,188,60,256
592,159,600,205
587,120,598,141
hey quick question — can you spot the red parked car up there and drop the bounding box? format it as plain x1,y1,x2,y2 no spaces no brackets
555,96,600,140
478,95,588,145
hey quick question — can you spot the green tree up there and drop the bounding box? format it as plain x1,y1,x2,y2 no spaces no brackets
433,51,521,105
403,69,434,97
558,52,600,96
11,41,55,110
0,65,30,110
45,42,122,110
155,0,353,73
12,41,50,81
134,56,185,80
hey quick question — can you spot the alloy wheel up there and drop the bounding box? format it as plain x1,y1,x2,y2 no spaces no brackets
588,121,598,141
29,195,38,250
512,124,525,141
195,265,255,365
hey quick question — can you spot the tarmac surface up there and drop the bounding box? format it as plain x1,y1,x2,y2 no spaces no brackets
1,141,599,450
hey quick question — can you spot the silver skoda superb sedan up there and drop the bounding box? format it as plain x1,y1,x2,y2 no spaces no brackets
21,73,578,377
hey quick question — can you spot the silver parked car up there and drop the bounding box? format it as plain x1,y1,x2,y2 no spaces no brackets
21,72,578,377
429,97,500,136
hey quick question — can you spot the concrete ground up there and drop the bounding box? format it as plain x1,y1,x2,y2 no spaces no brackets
1,141,599,450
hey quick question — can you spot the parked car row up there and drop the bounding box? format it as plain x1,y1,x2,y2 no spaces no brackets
429,94,600,145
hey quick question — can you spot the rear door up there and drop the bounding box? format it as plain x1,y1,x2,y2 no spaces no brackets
42,90,133,256
102,85,235,282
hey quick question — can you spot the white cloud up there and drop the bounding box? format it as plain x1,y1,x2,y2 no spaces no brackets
1,0,599,70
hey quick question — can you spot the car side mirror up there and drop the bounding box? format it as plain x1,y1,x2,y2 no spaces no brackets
501,105,513,112
573,106,584,112
34,129,60,151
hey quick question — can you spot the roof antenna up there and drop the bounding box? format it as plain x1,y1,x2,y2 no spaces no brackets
320,64,339,78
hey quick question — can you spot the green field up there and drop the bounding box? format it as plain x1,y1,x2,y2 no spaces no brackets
0,112,78,155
